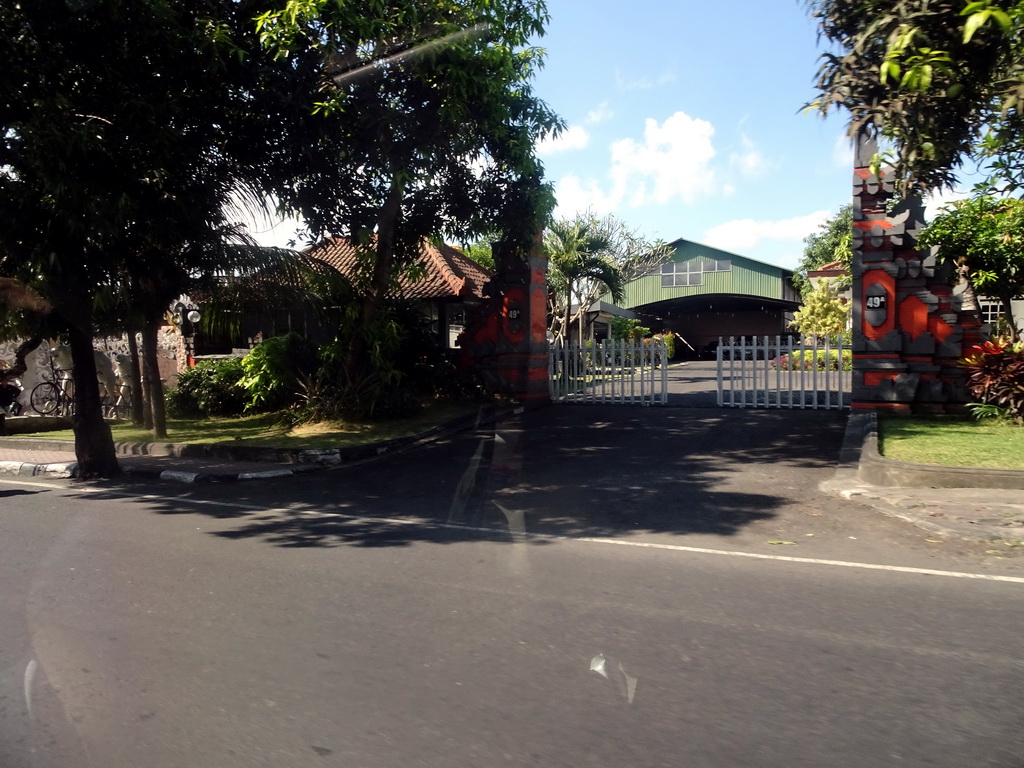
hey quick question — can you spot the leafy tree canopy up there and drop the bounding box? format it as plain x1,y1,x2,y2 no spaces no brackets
794,205,852,296
806,0,1024,191
790,282,851,338
919,195,1024,337
0,0,561,473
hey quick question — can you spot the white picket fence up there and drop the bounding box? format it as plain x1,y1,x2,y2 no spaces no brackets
550,338,668,405
716,335,851,410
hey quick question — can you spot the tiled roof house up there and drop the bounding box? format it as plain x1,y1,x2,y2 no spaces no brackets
303,237,493,348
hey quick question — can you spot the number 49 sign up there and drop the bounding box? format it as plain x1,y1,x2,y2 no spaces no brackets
864,284,889,328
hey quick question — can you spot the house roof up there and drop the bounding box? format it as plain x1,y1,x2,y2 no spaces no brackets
807,260,848,277
666,237,796,276
302,237,492,301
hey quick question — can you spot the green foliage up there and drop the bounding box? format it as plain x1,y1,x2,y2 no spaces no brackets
610,317,650,342
459,240,496,271
773,349,853,371
790,283,851,338
0,0,561,465
546,213,670,343
919,195,1024,337
960,338,1024,423
806,0,1024,191
794,205,852,296
652,331,676,360
239,333,318,413
165,358,246,418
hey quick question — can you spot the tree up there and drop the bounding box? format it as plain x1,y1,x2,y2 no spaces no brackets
545,213,671,344
919,195,1024,338
794,205,853,296
458,240,497,271
806,0,1024,191
257,1,561,385
790,282,851,338
0,0,559,474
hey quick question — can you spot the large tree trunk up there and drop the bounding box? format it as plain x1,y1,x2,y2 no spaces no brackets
68,325,119,478
127,331,144,425
345,179,404,382
141,321,167,438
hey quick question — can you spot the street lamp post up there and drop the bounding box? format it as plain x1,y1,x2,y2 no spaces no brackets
171,302,202,363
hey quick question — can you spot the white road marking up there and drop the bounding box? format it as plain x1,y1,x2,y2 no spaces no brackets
3,476,1024,585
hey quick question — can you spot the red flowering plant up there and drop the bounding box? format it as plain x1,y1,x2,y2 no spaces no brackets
959,337,1024,424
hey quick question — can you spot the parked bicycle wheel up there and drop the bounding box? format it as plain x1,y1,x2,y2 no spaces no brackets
30,381,60,415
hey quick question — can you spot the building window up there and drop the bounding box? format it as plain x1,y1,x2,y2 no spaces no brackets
980,299,1004,326
654,258,730,286
660,261,703,287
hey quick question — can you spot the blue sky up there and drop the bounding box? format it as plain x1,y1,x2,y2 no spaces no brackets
251,1,909,270
531,0,853,270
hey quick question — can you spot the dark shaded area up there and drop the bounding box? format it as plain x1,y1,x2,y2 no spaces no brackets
76,403,849,550
0,489,41,499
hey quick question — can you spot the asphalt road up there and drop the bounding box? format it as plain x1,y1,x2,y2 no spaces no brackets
1,407,1022,767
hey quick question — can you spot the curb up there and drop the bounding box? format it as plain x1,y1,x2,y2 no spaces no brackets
858,413,1024,490
821,413,1024,542
0,404,517,485
0,460,76,479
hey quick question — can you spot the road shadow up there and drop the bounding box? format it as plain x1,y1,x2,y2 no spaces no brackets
77,405,847,549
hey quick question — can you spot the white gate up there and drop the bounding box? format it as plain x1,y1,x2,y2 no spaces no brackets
716,335,851,410
550,338,668,405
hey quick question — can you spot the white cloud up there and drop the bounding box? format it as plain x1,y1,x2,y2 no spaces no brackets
833,133,855,169
609,111,718,206
538,124,590,156
586,101,614,124
550,111,719,218
701,210,832,254
923,186,968,219
552,175,619,219
729,134,767,177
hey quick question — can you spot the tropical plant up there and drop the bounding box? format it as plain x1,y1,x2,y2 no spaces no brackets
806,0,1024,192
545,214,669,345
239,333,318,413
960,337,1024,423
546,217,617,345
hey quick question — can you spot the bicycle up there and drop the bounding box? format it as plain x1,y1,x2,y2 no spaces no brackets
30,354,74,416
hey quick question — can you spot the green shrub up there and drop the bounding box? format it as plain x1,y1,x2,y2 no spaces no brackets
772,349,852,371
610,317,650,342
961,338,1024,424
652,331,676,360
165,357,246,417
239,333,317,413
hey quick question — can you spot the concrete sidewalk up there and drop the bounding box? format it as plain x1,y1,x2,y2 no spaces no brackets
819,412,1024,543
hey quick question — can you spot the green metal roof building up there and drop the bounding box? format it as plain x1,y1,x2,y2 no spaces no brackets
602,238,800,357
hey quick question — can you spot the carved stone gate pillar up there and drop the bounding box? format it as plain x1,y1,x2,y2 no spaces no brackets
460,236,550,406
851,136,977,411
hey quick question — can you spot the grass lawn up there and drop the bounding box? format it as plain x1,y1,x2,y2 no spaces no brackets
879,414,1024,470
17,401,484,450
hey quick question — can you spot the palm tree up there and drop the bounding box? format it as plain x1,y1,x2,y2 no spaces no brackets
545,217,625,346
